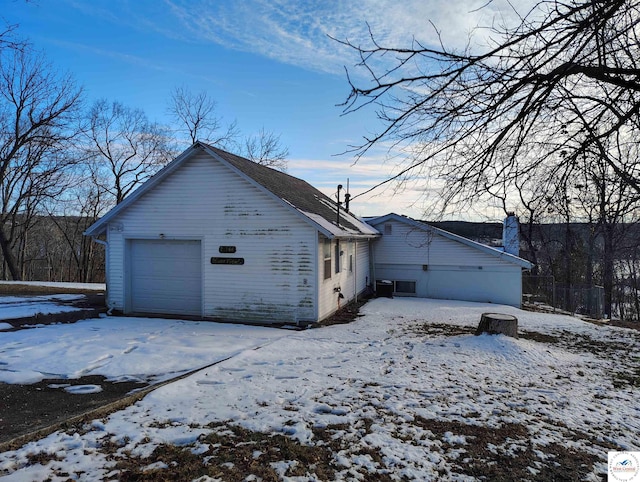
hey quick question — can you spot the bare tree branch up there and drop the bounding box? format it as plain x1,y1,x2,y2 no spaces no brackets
242,128,289,171
340,0,640,211
167,86,239,148
84,99,173,204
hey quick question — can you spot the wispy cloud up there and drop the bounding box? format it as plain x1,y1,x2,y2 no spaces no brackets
287,152,444,219
154,0,534,75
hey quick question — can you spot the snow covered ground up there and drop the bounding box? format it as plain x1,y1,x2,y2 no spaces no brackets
0,294,87,324
0,281,105,322
1,298,639,480
0,316,289,385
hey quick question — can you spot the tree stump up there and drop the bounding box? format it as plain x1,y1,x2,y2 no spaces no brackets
475,313,518,338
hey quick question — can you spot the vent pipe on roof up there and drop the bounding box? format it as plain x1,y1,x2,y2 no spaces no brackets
336,184,343,226
345,178,351,213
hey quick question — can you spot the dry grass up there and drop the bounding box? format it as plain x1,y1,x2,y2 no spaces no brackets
69,415,613,481
0,283,104,296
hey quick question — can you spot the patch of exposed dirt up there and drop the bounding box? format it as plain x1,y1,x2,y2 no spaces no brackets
0,284,104,296
609,319,640,331
407,322,476,337
0,375,147,446
318,297,371,326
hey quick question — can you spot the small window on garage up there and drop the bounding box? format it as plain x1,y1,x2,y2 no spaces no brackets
323,238,331,280
394,280,416,294
384,223,392,235
335,239,341,273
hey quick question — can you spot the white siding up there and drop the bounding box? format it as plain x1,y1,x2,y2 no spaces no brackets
356,240,370,294
373,263,522,306
106,152,317,323
317,236,371,321
369,218,524,307
372,219,512,267
106,228,124,310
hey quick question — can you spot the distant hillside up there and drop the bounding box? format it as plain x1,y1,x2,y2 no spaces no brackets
426,220,640,255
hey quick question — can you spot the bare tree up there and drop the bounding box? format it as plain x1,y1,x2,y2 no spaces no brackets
168,86,238,147
243,128,289,171
339,0,640,211
0,44,82,280
46,165,108,282
579,142,640,318
84,99,173,205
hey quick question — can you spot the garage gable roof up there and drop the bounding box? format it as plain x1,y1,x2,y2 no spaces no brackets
85,142,379,239
366,213,533,269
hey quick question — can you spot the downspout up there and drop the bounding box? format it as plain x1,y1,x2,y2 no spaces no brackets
354,239,358,303
369,239,376,292
313,232,319,323
91,237,107,248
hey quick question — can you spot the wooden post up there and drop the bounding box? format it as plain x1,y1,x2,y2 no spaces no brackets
475,313,518,338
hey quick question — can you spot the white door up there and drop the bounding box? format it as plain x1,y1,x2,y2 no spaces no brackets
128,239,202,316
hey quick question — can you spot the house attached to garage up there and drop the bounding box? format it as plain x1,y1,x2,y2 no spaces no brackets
366,213,533,307
85,142,379,325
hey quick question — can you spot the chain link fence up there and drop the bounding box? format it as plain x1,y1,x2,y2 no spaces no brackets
523,275,604,319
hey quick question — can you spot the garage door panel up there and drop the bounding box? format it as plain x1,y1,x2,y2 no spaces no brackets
128,240,202,316
132,261,201,279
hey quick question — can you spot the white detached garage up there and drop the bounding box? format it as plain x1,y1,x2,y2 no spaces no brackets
366,213,533,307
85,142,378,324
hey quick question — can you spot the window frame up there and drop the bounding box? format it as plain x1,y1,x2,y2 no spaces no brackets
323,238,332,280
394,280,417,294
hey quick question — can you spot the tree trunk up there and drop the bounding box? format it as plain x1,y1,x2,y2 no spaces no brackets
602,224,614,319
0,226,21,280
475,313,518,338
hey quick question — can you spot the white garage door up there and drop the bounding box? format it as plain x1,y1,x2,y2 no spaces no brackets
128,239,202,316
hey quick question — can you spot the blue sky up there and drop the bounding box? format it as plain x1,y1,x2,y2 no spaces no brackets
6,0,525,220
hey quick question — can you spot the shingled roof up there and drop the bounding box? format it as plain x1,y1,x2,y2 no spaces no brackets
202,143,377,237
85,142,378,239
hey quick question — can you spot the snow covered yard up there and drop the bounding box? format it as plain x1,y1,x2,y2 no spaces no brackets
1,298,639,481
0,294,88,326
0,282,106,328
0,317,289,385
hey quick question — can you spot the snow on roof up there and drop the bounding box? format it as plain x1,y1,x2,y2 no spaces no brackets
299,210,378,237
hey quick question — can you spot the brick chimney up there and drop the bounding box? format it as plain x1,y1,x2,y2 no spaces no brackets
502,213,520,256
